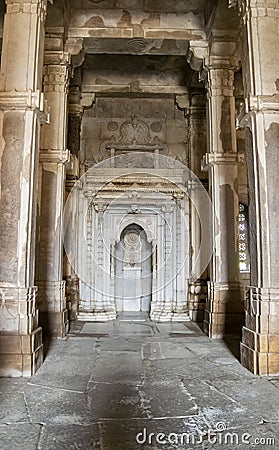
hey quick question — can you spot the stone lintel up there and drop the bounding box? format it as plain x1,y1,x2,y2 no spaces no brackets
81,84,189,95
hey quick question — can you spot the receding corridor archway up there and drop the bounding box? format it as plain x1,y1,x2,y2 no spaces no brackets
115,224,152,313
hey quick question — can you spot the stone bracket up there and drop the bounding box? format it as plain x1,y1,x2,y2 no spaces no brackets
65,38,85,68
187,40,209,73
175,94,190,111
81,93,96,108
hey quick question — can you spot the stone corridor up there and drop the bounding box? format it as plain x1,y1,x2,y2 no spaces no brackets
0,317,278,449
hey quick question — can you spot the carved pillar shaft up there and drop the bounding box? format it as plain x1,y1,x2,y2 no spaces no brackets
239,0,279,375
36,54,70,338
188,102,208,321
0,0,47,376
204,67,242,338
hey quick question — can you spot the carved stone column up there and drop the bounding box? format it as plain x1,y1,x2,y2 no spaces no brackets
35,45,70,338
203,67,242,338
237,0,279,375
187,97,208,322
0,0,47,376
64,83,83,321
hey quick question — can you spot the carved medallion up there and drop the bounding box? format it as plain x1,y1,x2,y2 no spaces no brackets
107,121,119,131
151,121,163,132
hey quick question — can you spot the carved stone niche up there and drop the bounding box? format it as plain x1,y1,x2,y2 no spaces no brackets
101,116,168,160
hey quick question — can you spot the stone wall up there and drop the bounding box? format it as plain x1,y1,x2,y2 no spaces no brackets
81,96,189,166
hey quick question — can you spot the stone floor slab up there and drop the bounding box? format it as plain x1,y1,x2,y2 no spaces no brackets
156,323,194,334
1,320,279,449
116,322,154,336
0,393,29,423
0,424,42,450
39,424,100,450
97,338,142,352
90,351,143,384
81,322,114,334
87,383,147,419
100,417,209,450
24,385,92,425
140,382,198,418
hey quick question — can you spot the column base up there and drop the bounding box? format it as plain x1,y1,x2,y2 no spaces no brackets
39,310,69,338
37,281,68,338
78,309,117,322
150,309,190,322
204,282,244,338
188,280,207,322
241,286,279,376
65,276,80,321
0,327,43,377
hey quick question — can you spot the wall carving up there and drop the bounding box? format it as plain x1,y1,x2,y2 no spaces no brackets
103,116,167,153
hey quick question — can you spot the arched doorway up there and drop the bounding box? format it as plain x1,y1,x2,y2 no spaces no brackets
115,224,152,312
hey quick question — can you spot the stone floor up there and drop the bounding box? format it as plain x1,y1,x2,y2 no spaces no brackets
0,314,279,449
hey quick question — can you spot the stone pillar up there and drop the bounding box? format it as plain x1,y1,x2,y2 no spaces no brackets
64,84,83,321
203,67,243,338
0,0,47,376
36,45,70,338
238,0,279,375
187,98,208,322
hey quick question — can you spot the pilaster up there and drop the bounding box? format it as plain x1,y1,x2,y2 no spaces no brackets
204,64,243,338
187,98,208,322
0,0,47,376
36,34,70,338
238,0,279,375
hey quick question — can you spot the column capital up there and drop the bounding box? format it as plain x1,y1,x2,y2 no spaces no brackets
202,151,243,169
5,0,47,21
206,67,235,97
39,148,70,164
237,0,279,17
43,63,70,93
68,86,83,115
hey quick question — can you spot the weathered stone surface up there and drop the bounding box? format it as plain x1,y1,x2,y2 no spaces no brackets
90,350,143,384
0,424,42,450
24,384,91,425
0,393,29,424
140,382,198,418
87,383,147,419
39,424,100,450
1,323,279,448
